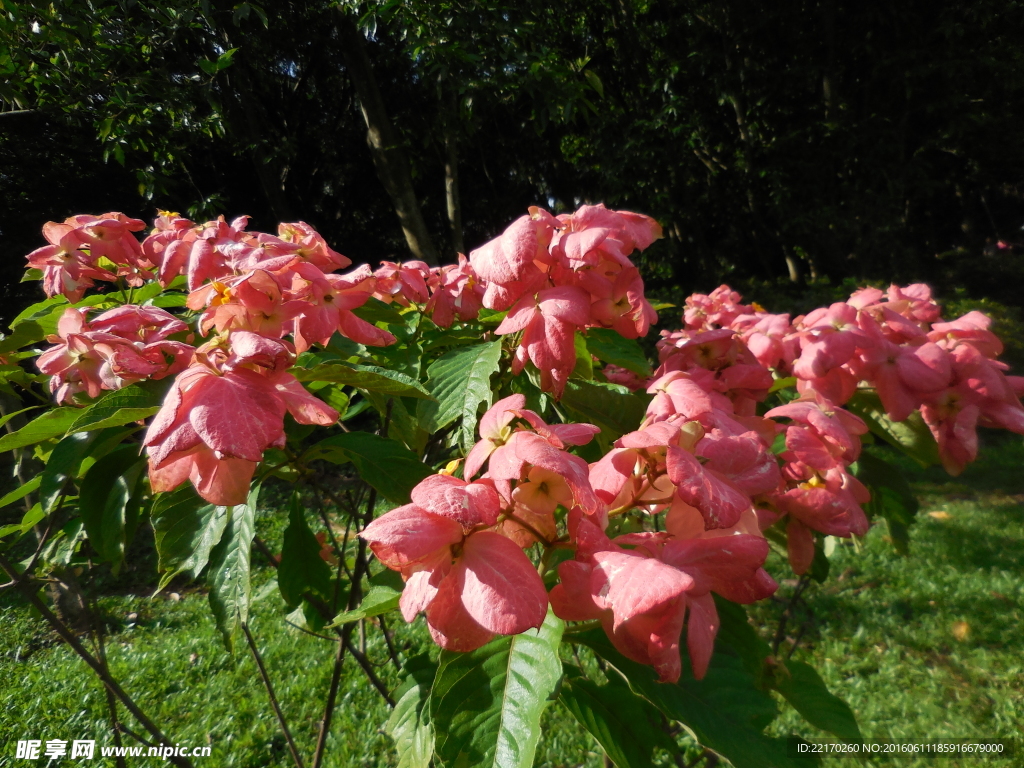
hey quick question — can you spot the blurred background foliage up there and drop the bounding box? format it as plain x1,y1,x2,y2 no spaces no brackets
3,0,1024,325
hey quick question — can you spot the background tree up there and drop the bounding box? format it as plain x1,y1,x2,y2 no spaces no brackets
3,0,1024,322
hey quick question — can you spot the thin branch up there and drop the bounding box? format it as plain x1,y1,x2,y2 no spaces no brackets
312,635,348,768
284,619,336,642
117,724,156,749
772,575,811,655
377,613,401,673
241,623,306,768
0,552,196,768
344,635,395,706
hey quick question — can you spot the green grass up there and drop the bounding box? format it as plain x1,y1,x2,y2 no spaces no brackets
753,432,1024,767
3,435,1024,767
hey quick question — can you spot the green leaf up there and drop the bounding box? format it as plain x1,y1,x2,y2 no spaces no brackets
0,408,79,453
39,432,96,512
278,495,334,610
585,328,652,377
387,654,437,768
10,294,109,337
78,444,146,566
0,476,40,510
583,68,604,98
845,391,940,467
0,321,48,352
10,295,68,328
352,296,407,326
431,610,564,768
418,340,502,452
774,660,862,744
558,667,671,768
127,280,166,303
713,598,861,744
769,376,797,394
306,432,431,505
572,332,594,380
148,293,188,308
561,380,649,439
294,362,433,400
151,485,229,591
329,568,404,626
712,595,772,682
206,486,259,650
67,382,165,434
574,629,805,768
853,450,920,555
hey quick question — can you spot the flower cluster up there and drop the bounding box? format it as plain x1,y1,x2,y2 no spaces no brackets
668,283,1024,475
37,306,193,404
29,213,392,503
28,213,152,301
472,204,662,396
145,331,338,505
363,394,777,682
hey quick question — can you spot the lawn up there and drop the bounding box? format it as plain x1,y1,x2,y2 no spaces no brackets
2,433,1023,767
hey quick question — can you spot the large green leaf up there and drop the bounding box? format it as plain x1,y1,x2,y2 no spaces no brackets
853,450,919,555
713,599,862,747
558,666,672,768
67,382,165,434
78,444,146,567
387,654,437,768
294,362,433,399
0,407,79,453
418,340,502,452
9,294,110,336
585,328,653,377
713,596,774,683
329,568,405,626
306,432,431,504
352,296,407,326
573,629,807,768
561,380,649,439
151,485,229,591
431,610,565,768
277,495,334,610
845,390,939,467
0,321,48,353
774,660,862,744
39,432,95,512
206,486,259,650
572,332,594,380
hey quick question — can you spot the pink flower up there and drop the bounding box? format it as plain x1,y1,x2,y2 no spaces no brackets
286,263,396,351
792,303,872,380
144,331,337,505
496,285,591,397
188,270,303,339
360,500,548,652
373,261,430,307
26,221,117,301
586,266,657,340
37,306,193,403
276,222,351,272
550,514,773,682
424,256,485,327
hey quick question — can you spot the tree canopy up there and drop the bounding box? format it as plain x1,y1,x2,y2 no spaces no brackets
4,0,1024,320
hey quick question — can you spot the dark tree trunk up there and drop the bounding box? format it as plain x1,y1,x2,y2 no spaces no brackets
337,15,440,266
